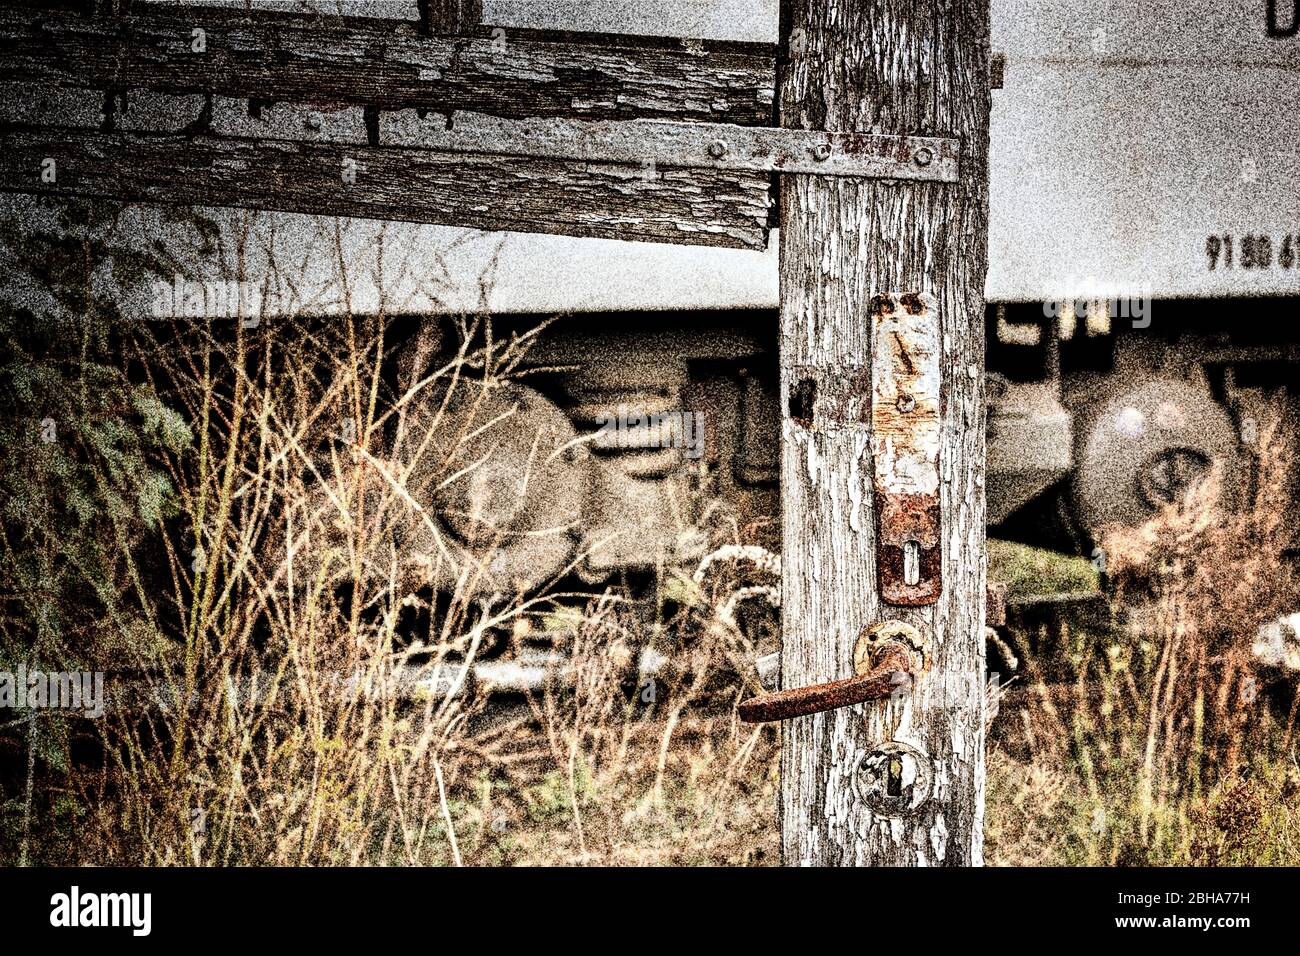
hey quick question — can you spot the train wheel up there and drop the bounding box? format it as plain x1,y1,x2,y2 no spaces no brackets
1071,376,1242,542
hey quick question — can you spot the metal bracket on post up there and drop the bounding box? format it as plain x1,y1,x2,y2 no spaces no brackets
383,113,961,181
871,292,943,606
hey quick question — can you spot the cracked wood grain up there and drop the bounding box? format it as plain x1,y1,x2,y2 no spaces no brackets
0,5,775,245
777,0,991,866
0,6,775,126
0,127,771,247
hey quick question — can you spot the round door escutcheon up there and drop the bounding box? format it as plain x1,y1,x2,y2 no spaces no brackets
854,620,930,675
856,741,932,817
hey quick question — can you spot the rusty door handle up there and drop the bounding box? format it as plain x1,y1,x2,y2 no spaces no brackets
738,638,916,723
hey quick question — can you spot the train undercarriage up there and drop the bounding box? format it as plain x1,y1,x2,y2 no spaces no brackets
402,296,1299,589
344,295,1300,700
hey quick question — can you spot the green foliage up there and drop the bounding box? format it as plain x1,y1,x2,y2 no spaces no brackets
0,199,196,831
988,537,1101,600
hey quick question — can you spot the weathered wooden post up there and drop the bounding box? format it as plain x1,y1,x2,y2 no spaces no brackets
419,0,481,36
774,0,992,865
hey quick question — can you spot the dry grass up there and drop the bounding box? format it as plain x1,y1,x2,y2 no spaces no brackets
8,289,1300,865
440,593,780,866
987,400,1300,866
5,301,782,866
64,310,544,865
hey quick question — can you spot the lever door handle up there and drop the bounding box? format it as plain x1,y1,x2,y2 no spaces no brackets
738,639,915,723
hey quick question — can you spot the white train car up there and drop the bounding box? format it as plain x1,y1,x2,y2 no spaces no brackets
5,0,1298,568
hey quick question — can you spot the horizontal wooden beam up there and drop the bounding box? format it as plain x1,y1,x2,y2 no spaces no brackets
0,126,771,248
0,6,776,246
0,6,776,126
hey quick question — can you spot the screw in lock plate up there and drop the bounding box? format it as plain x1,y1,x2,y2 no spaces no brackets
856,740,932,817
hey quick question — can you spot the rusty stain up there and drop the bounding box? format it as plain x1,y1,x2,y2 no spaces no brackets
738,640,915,723
830,133,957,183
868,293,895,317
877,493,943,605
899,291,926,315
855,619,930,675
891,331,916,373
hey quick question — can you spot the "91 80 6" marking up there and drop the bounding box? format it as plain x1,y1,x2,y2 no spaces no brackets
1206,233,1300,271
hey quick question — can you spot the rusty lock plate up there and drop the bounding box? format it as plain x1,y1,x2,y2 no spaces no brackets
871,291,942,606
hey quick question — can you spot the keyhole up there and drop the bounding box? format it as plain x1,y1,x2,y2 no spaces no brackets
903,540,920,586
858,742,932,817
887,756,904,797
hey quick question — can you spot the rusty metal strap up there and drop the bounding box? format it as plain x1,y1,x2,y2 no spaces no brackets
384,113,960,181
